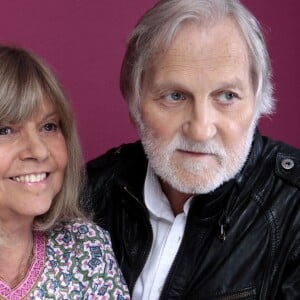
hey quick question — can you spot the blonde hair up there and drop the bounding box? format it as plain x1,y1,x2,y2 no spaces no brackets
0,45,86,232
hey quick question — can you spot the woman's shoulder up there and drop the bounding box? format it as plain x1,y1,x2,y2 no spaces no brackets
37,221,130,298
46,219,111,249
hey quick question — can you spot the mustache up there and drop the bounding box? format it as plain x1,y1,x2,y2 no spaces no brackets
168,136,227,157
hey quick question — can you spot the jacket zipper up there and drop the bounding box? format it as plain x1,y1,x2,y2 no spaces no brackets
208,288,256,299
122,185,153,292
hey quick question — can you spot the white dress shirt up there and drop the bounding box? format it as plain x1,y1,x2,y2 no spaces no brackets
132,163,192,300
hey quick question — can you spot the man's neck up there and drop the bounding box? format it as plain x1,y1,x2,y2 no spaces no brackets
160,179,192,215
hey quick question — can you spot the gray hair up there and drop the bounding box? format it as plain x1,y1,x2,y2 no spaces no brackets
120,0,274,119
0,45,85,232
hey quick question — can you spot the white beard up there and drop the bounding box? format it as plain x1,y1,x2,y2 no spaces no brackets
137,116,257,195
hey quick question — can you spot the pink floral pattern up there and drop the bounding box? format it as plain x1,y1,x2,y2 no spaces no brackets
0,221,130,300
0,232,44,300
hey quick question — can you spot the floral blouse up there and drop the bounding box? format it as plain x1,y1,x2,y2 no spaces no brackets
0,221,130,299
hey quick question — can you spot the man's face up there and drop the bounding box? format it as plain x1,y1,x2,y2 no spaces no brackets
136,18,257,198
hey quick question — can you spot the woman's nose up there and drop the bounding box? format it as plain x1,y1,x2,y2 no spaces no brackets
19,131,49,161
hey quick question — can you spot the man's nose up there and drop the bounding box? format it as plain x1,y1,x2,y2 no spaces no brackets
182,100,216,142
19,132,49,161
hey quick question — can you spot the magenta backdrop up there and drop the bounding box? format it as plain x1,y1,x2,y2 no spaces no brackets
0,0,299,160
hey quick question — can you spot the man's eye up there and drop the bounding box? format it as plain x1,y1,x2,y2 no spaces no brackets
218,91,239,102
42,123,58,132
0,127,12,135
165,92,186,101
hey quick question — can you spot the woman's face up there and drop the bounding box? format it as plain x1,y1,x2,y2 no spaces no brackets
0,98,67,225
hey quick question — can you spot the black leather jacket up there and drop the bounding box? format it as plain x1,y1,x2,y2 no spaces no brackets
84,132,300,299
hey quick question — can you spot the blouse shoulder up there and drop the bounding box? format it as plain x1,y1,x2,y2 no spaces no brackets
47,219,111,245
43,219,130,299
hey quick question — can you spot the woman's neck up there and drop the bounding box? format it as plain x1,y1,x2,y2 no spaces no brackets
0,223,34,288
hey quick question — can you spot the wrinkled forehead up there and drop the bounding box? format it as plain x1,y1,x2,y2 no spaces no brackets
144,18,251,82
152,18,247,61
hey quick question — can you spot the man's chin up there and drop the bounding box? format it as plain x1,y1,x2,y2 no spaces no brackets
162,171,227,195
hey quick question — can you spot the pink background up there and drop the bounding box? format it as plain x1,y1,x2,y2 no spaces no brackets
0,0,299,161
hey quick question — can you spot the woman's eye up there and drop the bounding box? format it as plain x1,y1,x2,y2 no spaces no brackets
165,91,186,102
0,127,12,135
42,123,58,132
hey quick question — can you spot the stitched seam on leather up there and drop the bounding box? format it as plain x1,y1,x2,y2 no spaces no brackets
253,193,279,299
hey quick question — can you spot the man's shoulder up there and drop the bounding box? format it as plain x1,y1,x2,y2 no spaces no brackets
84,141,147,215
272,140,300,188
87,140,144,170
86,140,147,185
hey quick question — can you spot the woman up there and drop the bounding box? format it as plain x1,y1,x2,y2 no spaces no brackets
0,46,130,299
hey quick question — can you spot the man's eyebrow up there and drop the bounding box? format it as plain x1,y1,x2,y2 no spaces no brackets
149,77,247,93
149,80,191,93
213,78,246,90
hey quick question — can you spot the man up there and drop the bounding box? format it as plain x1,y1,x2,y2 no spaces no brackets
84,0,300,299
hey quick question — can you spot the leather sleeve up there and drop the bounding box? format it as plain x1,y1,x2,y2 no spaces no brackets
277,238,300,299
